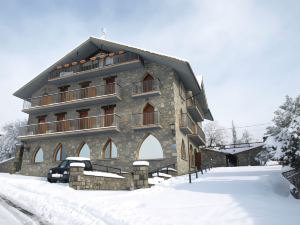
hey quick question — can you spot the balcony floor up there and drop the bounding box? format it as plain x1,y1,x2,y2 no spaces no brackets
18,126,120,140
23,94,121,114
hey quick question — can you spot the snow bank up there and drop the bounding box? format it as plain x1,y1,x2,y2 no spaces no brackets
132,161,149,166
70,162,85,167
0,166,300,225
83,171,124,179
66,157,90,161
152,172,172,178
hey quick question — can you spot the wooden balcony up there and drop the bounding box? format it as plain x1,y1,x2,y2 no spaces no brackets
48,52,141,84
131,111,161,130
180,113,205,146
18,114,120,140
189,123,206,146
179,113,194,134
23,83,121,114
186,97,205,122
132,79,161,98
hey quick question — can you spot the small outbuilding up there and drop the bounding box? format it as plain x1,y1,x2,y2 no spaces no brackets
201,142,265,168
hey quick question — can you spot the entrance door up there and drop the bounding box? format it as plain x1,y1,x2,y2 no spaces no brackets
104,77,116,95
37,116,47,134
143,74,154,92
103,106,114,127
56,113,68,132
143,104,154,125
78,110,89,129
195,152,202,170
80,82,91,99
226,154,238,167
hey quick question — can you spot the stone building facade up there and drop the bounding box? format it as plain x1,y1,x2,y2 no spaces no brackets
14,37,213,176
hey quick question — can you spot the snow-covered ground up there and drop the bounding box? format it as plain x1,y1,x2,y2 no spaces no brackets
0,166,299,225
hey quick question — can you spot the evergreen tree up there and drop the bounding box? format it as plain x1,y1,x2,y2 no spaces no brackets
265,95,300,170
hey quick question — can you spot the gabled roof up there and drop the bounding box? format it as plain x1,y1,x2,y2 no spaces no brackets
205,142,265,155
14,37,213,120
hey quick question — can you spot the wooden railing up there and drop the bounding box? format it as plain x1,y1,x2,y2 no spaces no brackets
132,79,160,95
49,52,139,80
23,83,121,110
20,114,120,136
131,111,160,127
179,113,194,131
186,97,205,119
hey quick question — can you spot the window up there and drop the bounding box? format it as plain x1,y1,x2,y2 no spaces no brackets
139,134,163,159
143,103,155,125
181,140,186,160
103,139,118,159
143,73,154,92
78,143,91,158
179,81,185,99
33,147,44,163
54,143,67,161
103,76,116,94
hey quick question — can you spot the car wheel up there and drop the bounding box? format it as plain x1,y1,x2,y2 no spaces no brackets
47,178,56,183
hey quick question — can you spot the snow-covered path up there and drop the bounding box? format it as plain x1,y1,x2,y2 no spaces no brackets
0,166,299,225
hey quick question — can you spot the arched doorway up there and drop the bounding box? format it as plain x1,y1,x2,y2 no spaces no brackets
143,103,155,125
139,134,163,159
143,74,154,92
78,142,91,158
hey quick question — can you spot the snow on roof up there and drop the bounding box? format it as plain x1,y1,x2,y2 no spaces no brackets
133,161,149,166
219,143,265,154
204,143,265,155
66,157,90,161
83,171,124,179
70,162,85,168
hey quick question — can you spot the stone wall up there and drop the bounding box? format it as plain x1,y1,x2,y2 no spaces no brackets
235,147,263,166
201,148,227,167
0,157,16,173
69,161,149,190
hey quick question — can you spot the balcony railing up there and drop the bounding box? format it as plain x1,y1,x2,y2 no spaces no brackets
179,113,194,134
131,111,160,128
180,113,205,145
186,97,205,121
23,83,121,110
19,114,120,137
49,52,139,80
132,79,160,96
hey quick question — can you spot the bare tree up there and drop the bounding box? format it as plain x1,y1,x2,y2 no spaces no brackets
0,120,26,161
239,129,252,143
204,122,228,147
232,121,238,145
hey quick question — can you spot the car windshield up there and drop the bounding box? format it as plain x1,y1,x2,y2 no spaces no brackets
59,160,68,168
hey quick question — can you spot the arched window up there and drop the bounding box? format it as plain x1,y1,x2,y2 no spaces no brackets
181,140,186,160
103,139,118,159
143,103,155,125
143,73,154,92
78,142,90,158
33,147,44,163
139,134,163,159
54,143,67,161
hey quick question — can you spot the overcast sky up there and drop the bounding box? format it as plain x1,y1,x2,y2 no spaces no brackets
0,0,299,142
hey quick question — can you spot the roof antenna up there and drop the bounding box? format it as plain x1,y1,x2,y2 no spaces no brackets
100,27,107,40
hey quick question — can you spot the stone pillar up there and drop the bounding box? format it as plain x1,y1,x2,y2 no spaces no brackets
69,163,85,190
132,161,149,189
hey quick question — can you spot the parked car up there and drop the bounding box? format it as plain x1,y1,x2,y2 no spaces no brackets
47,157,93,183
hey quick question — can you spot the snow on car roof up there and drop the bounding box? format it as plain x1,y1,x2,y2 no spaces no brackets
66,157,90,161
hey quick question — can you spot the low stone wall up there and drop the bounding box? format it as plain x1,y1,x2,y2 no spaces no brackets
0,157,16,173
69,161,149,190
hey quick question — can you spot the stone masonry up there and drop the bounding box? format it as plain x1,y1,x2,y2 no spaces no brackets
69,161,149,190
